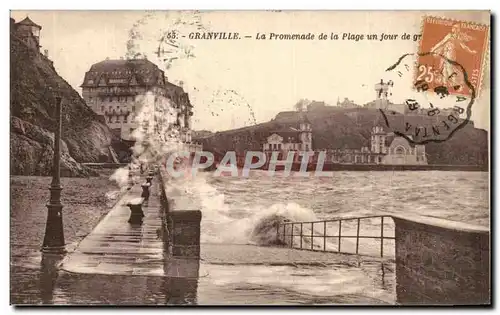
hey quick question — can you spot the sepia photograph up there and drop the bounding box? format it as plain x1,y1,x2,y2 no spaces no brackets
9,10,490,306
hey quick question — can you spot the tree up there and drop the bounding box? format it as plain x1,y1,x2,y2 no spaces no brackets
294,99,311,112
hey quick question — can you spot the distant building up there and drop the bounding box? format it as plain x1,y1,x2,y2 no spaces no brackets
364,79,406,114
337,97,360,108
263,114,313,153
328,126,427,165
307,101,327,111
81,58,194,143
12,16,42,51
363,80,465,120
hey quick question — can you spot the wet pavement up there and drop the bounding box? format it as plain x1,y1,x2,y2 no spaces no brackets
11,174,396,305
61,182,167,276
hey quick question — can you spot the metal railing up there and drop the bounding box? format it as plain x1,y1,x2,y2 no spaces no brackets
276,215,395,257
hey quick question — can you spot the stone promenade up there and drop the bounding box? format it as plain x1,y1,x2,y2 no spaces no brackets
61,179,168,276
61,176,385,277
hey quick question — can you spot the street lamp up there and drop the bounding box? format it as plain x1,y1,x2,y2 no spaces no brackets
41,96,66,254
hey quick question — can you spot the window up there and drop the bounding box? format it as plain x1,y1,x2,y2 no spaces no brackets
395,146,405,155
132,106,136,112
109,97,112,102
277,143,282,150
101,106,104,112
305,144,309,151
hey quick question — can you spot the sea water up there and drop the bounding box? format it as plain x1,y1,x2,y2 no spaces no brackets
172,170,489,304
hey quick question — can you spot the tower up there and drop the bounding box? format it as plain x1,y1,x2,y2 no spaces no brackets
15,16,42,50
371,126,387,154
299,113,312,151
374,79,393,109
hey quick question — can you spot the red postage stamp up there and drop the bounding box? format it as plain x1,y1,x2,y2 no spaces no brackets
416,16,489,97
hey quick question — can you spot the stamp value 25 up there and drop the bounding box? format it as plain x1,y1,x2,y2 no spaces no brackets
417,16,489,97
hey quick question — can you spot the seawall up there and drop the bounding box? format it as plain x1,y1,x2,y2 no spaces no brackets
158,169,202,259
392,215,490,305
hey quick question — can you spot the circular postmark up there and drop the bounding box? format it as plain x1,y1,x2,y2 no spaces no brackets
378,51,475,145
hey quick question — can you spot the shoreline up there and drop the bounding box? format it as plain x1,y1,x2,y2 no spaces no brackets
206,163,488,172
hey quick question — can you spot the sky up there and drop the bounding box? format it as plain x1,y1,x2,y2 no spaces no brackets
11,10,490,132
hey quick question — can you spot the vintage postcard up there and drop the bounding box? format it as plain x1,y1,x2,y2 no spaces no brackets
10,10,490,306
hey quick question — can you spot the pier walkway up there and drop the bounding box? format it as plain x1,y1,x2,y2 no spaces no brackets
61,177,390,277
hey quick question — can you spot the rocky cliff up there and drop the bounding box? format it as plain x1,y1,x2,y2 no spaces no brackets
10,31,117,176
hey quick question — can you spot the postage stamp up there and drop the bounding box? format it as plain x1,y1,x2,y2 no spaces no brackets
382,51,476,144
416,16,490,97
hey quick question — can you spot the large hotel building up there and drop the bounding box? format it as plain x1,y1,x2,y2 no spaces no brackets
81,58,194,143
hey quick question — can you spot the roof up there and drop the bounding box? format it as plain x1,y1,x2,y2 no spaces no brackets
386,135,417,148
267,127,302,143
81,59,166,88
165,81,185,94
16,16,42,29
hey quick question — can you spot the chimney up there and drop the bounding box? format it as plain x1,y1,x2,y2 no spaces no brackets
105,57,110,60
120,56,124,60
44,49,49,58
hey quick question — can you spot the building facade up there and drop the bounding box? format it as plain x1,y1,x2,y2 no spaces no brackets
328,126,427,165
261,102,427,166
261,122,427,166
263,115,313,153
81,58,194,142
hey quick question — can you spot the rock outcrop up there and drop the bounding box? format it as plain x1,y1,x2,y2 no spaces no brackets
10,117,98,177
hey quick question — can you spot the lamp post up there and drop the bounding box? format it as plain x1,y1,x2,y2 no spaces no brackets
42,96,66,253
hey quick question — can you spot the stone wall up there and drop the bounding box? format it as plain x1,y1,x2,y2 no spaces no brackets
170,210,201,258
393,216,490,305
158,170,202,259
